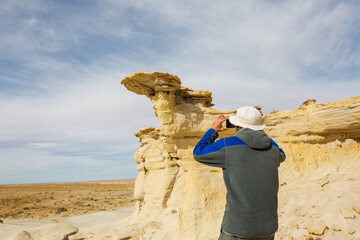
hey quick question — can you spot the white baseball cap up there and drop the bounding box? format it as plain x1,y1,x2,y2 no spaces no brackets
229,106,265,130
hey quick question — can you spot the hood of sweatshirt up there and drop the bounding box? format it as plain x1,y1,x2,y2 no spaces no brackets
234,128,271,150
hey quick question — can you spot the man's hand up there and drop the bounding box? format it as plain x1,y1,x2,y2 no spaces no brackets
211,115,228,132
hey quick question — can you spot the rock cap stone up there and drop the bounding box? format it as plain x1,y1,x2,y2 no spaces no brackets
121,72,181,97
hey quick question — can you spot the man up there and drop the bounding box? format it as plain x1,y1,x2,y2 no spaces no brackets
193,106,286,240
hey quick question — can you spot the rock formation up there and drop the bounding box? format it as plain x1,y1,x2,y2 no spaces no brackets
7,223,78,240
5,71,359,240
121,72,233,240
119,71,360,240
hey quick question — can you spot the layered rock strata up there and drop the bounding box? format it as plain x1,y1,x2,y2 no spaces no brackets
121,72,360,240
265,97,360,184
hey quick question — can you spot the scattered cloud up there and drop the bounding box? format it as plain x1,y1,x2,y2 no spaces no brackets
0,0,359,184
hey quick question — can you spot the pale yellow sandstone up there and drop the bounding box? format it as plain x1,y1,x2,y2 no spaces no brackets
353,206,360,214
331,224,341,231
307,221,327,235
121,71,181,96
119,71,360,240
7,231,33,240
319,179,329,187
340,207,356,219
306,234,314,240
27,223,78,240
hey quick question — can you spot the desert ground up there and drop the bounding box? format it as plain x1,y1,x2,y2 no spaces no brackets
0,179,135,221
1,165,360,240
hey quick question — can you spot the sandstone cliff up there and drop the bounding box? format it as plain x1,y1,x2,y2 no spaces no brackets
119,72,360,240
6,72,359,240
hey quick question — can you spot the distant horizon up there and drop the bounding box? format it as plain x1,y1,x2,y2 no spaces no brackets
0,177,136,186
1,93,359,185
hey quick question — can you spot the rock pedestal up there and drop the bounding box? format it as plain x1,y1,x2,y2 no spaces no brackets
121,71,360,240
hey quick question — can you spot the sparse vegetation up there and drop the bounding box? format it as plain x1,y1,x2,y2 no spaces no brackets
0,179,135,220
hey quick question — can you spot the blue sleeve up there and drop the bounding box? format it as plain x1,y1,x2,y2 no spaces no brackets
193,128,226,168
270,139,286,164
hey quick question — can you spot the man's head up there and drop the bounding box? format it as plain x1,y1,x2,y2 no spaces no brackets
229,106,265,131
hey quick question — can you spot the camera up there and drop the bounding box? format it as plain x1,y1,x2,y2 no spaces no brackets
226,119,236,128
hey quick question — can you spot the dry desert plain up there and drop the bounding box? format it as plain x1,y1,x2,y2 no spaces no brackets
1,165,360,240
0,179,136,239
0,179,135,221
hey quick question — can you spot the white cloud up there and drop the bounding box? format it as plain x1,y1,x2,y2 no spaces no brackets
0,0,359,183
0,147,137,184
0,68,158,144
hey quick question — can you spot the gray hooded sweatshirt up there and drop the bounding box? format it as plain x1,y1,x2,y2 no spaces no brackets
193,128,286,237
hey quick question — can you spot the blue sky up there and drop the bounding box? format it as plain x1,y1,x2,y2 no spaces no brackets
1,0,359,184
